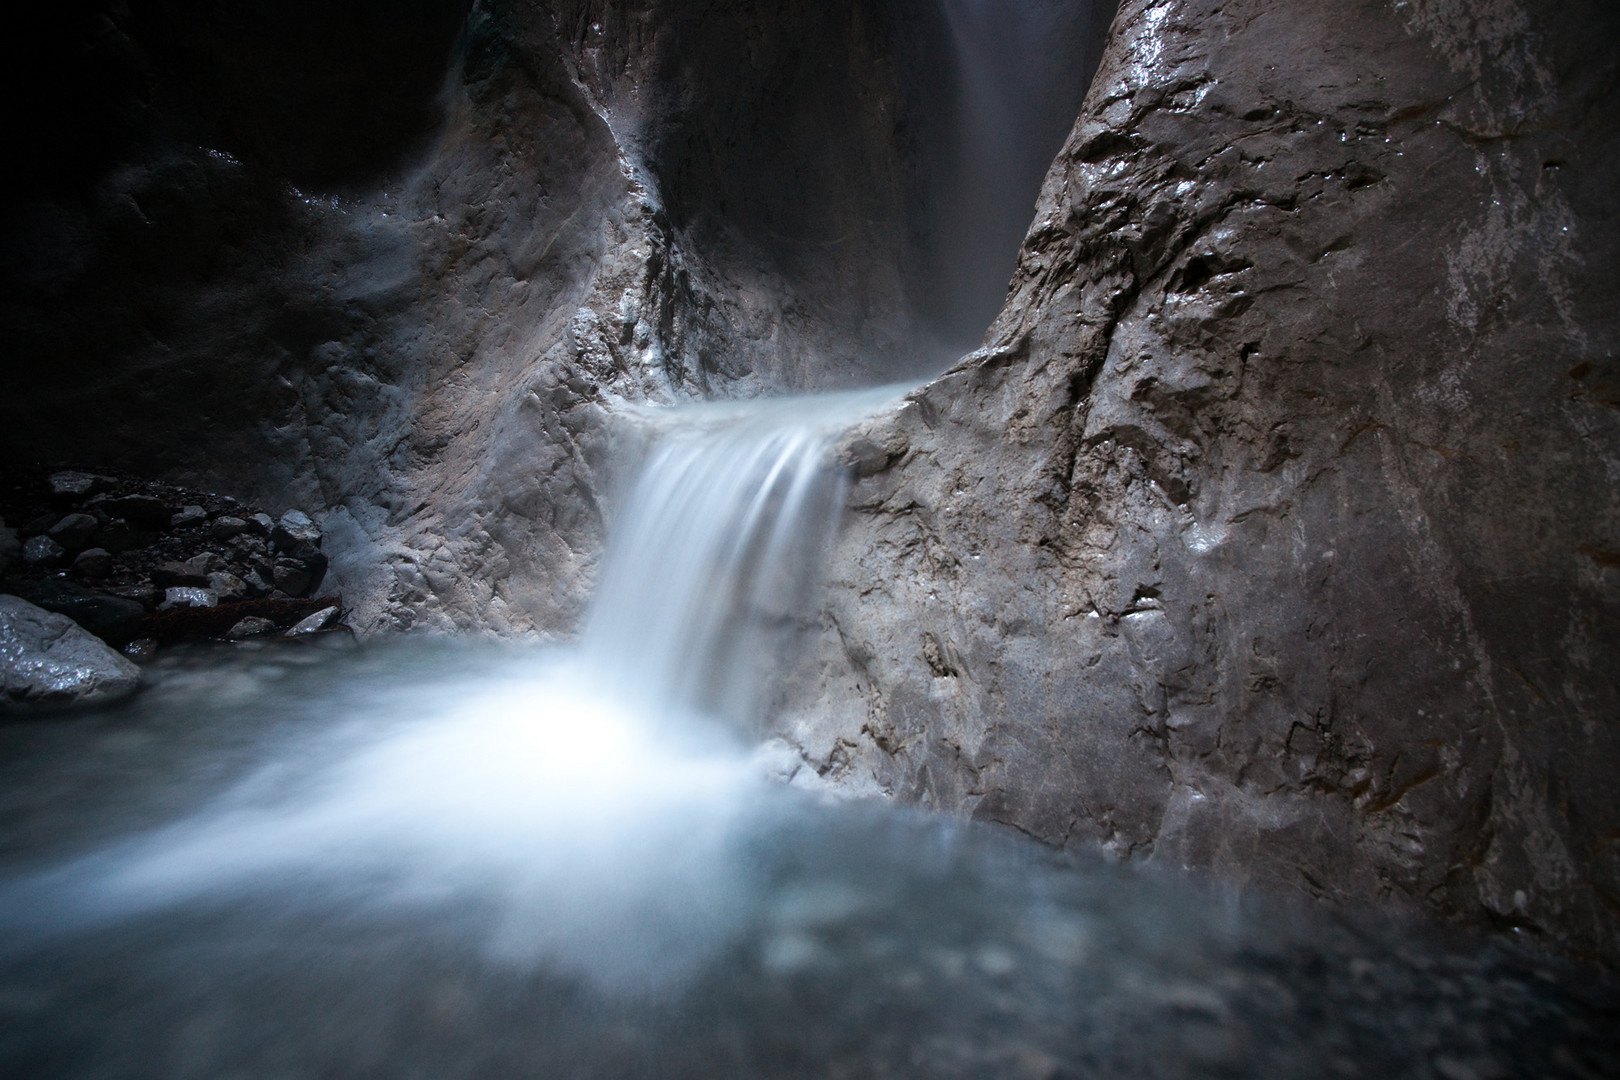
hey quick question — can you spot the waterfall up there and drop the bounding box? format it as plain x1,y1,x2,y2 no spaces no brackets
916,0,1115,354
582,387,905,727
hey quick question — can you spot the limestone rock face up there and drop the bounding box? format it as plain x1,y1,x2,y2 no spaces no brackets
776,0,1620,959
0,595,142,709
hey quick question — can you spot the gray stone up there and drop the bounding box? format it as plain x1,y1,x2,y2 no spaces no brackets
246,513,275,537
159,587,218,610
22,535,64,566
207,572,248,602
0,595,141,708
211,516,248,540
47,513,98,551
169,505,208,529
242,568,274,596
271,510,322,551
284,606,340,636
73,547,114,579
226,616,277,640
5,578,147,643
47,471,112,500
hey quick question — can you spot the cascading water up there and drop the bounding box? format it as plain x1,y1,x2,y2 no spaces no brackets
583,388,903,727
1,3,1614,1075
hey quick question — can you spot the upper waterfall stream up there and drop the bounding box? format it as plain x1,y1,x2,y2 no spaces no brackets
583,387,904,726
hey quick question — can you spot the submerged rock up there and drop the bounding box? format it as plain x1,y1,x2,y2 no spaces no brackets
0,595,141,708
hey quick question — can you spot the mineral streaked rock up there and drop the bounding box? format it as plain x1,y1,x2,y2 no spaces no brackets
774,0,1620,959
0,595,141,708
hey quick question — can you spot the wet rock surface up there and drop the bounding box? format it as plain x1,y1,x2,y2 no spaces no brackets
1,466,344,651
775,0,1620,961
0,595,140,709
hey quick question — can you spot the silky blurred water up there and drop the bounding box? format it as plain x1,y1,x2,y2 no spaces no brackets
0,639,1615,1080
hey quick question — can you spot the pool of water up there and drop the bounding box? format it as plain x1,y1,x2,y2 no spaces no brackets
0,640,1614,1079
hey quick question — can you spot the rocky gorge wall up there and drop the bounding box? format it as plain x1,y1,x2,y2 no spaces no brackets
1,0,983,636
774,0,1620,961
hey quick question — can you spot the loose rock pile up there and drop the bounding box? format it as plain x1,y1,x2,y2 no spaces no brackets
0,466,347,707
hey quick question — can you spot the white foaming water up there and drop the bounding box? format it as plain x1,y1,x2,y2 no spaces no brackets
0,385,909,991
584,386,906,724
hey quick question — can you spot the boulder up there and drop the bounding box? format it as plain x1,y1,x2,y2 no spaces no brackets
271,510,322,552
0,595,141,708
47,512,99,550
5,578,147,644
